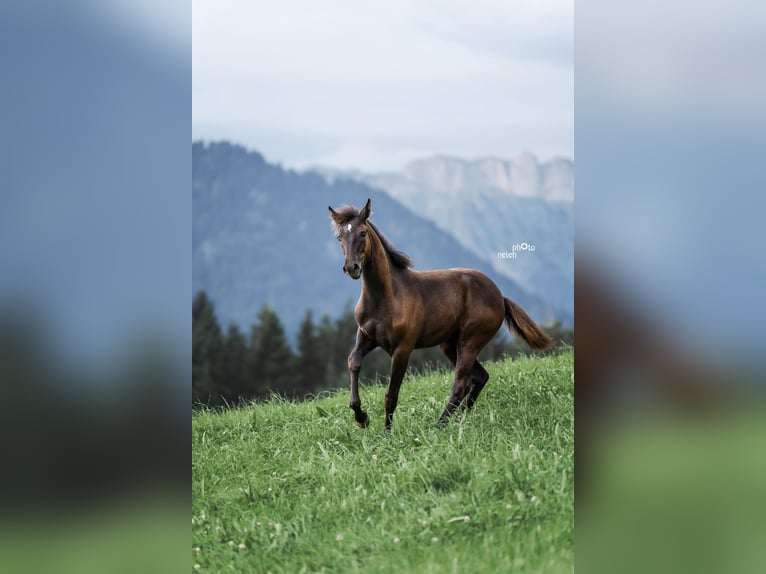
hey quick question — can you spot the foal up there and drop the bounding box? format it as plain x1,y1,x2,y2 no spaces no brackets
329,199,552,429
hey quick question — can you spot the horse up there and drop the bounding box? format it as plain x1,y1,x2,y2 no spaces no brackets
329,198,553,430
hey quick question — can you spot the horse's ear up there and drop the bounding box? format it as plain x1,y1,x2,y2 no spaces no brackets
359,198,371,221
328,206,342,224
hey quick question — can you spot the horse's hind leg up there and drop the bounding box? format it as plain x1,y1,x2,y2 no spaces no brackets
438,344,479,424
436,339,458,425
465,361,490,410
439,338,457,367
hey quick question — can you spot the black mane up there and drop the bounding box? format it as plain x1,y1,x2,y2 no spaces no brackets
367,221,413,269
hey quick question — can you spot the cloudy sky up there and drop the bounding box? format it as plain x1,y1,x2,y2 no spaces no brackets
193,0,573,171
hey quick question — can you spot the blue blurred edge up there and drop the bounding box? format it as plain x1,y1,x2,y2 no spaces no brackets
575,1,766,573
0,1,189,572
2,0,766,572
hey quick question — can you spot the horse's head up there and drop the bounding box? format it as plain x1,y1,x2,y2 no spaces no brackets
328,198,372,280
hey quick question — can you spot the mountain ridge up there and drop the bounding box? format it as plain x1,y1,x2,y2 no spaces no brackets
311,153,574,203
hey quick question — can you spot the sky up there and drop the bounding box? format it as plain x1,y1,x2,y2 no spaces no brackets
192,0,573,171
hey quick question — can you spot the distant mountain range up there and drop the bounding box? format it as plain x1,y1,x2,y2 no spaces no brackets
311,153,574,316
193,142,567,340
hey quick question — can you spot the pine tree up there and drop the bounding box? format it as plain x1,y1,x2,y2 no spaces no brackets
317,313,341,390
192,290,224,405
248,305,294,398
332,303,359,372
221,323,248,403
294,310,323,396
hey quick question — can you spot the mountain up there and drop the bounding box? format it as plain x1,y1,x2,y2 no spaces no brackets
311,154,574,316
193,142,565,341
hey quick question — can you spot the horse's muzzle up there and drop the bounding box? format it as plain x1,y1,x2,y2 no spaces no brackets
343,262,362,279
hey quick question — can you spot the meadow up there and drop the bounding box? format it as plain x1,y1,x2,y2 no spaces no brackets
192,349,574,573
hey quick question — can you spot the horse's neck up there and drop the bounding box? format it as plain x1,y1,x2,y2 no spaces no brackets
361,231,398,302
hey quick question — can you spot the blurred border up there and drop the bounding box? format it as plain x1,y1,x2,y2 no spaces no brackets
4,0,765,571
575,1,766,573
0,1,189,572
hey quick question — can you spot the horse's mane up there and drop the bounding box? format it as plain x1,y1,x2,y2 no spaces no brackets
368,221,413,269
331,205,413,269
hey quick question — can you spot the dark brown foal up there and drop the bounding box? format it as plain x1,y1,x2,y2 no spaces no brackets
329,199,552,430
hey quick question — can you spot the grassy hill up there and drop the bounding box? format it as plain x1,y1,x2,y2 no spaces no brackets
192,349,574,573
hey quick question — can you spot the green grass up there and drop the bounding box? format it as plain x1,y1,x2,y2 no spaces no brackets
192,349,573,573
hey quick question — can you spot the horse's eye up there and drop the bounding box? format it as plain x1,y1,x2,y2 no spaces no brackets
360,230,367,237
337,236,342,242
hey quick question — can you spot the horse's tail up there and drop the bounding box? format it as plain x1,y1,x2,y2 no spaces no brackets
503,297,554,350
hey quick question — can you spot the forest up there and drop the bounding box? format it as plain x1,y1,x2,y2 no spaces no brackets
192,290,573,407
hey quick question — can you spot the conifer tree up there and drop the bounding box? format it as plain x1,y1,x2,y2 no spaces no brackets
192,290,224,405
248,305,294,398
221,323,248,402
294,309,323,396
317,313,341,390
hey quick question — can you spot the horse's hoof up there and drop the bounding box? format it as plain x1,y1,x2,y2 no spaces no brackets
356,413,369,428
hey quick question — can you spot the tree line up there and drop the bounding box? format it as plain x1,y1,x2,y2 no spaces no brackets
192,290,573,408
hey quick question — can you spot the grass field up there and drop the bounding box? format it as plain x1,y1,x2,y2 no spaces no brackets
192,349,574,573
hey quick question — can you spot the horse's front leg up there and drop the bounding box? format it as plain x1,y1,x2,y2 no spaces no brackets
348,328,377,428
384,346,412,430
